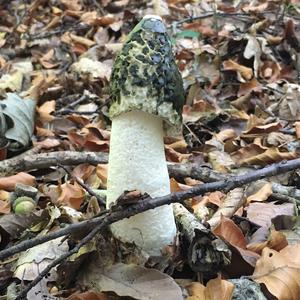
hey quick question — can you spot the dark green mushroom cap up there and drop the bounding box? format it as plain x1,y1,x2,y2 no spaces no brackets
109,15,184,135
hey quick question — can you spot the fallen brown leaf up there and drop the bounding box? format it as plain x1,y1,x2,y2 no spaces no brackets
0,172,36,191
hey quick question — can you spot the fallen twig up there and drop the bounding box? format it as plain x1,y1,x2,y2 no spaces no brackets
1,158,300,262
11,157,300,298
16,221,106,300
58,163,106,205
2,151,300,203
0,151,108,177
0,150,223,182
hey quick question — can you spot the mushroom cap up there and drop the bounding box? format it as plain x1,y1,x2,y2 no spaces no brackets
109,15,184,136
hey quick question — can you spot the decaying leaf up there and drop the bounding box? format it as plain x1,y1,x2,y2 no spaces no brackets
14,237,69,281
208,188,245,229
246,202,295,229
0,172,36,191
186,277,234,300
247,230,288,254
0,93,35,150
57,182,85,209
246,183,273,204
82,263,183,300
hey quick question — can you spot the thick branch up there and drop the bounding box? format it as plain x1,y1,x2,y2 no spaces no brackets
0,151,108,176
0,150,226,183
1,158,300,261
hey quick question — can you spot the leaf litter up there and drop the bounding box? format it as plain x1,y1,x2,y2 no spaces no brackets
1,0,300,299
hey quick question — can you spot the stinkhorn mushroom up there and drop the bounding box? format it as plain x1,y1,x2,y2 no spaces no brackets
107,15,185,255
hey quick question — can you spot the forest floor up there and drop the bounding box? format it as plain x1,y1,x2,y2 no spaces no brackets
1,0,300,299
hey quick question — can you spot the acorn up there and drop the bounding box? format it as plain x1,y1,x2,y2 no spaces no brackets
13,196,36,214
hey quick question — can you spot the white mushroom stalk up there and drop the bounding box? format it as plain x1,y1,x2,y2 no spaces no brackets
107,15,185,255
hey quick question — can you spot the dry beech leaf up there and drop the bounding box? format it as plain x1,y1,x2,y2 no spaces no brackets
244,114,264,132
68,127,109,152
165,145,191,163
212,216,259,268
206,277,234,300
253,246,300,300
187,277,234,300
207,150,234,173
184,177,202,186
39,49,59,69
36,127,55,137
82,263,183,300
197,191,225,208
208,188,245,229
246,182,272,204
260,60,281,82
187,282,206,300
168,139,188,153
247,230,288,254
240,147,298,166
33,138,60,149
242,2,268,13
81,12,116,26
190,190,221,216
170,177,192,193
238,78,261,97
96,164,108,188
231,93,252,111
182,100,215,123
246,202,294,229
295,121,300,139
0,200,11,214
72,164,95,182
67,114,90,126
0,190,9,201
231,144,265,165
223,59,253,81
244,121,282,135
37,100,56,123
0,172,36,191
215,129,237,143
265,132,294,147
57,182,85,209
60,0,82,11
213,216,247,249
69,33,95,48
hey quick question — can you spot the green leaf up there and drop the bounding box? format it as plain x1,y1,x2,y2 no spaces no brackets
176,30,200,39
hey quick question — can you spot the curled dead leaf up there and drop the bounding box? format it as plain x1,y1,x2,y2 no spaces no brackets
246,183,273,204
223,59,253,81
57,182,85,209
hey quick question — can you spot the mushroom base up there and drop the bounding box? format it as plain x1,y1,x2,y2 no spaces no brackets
107,111,177,255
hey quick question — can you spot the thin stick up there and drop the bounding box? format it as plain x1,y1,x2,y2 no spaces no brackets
16,222,107,300
6,158,300,297
58,163,105,205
